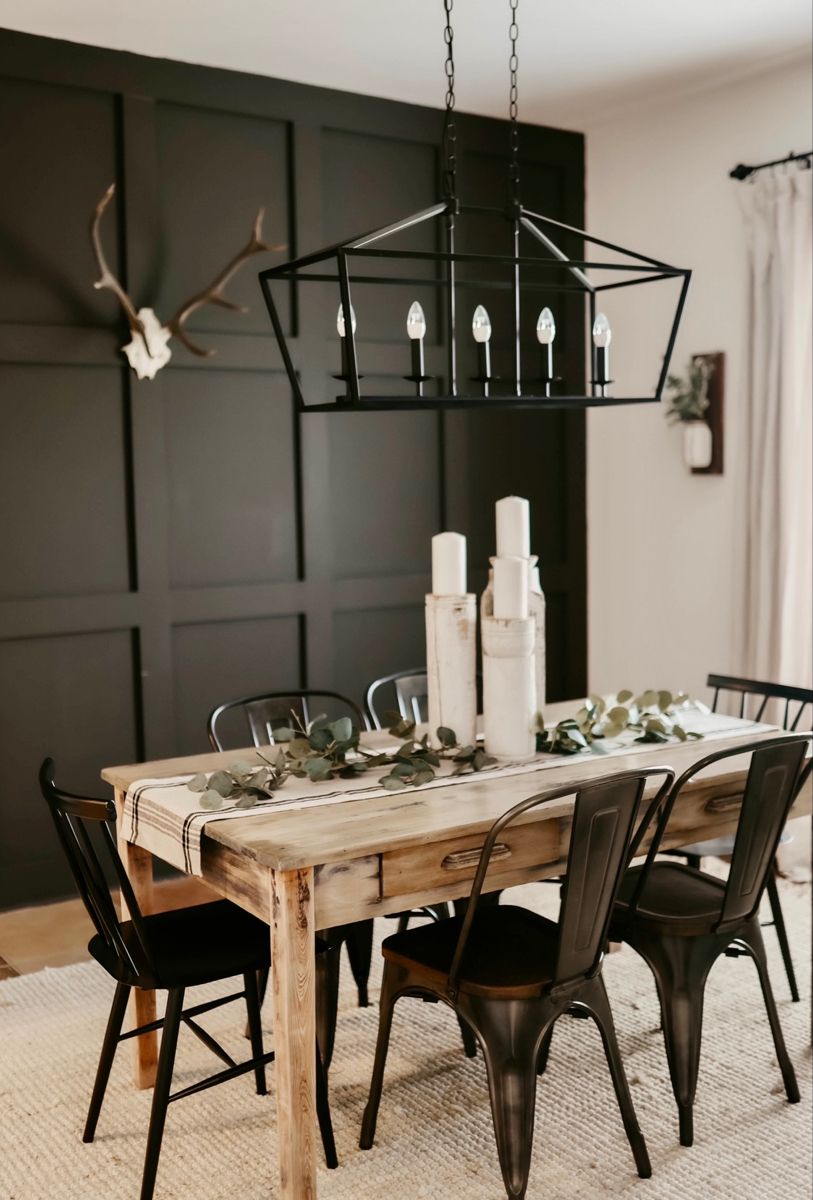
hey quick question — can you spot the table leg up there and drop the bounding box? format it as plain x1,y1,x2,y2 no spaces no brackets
271,866,317,1200
114,787,158,1090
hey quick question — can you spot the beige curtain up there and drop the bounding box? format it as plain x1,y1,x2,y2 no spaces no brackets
740,167,812,689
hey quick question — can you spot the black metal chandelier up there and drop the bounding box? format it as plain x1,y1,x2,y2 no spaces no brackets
260,0,691,413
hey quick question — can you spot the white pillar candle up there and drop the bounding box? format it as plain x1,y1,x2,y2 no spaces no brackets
493,555,529,619
496,495,530,559
432,531,466,596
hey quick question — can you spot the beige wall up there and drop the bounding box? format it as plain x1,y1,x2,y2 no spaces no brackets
585,56,812,700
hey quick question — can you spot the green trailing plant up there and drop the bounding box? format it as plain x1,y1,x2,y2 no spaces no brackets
664,357,714,424
536,689,706,756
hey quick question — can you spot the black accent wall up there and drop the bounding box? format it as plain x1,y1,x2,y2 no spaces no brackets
0,28,586,909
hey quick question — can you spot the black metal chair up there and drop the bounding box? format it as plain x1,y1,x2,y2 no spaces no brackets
360,766,674,1199
668,674,812,1001
610,734,810,1148
207,689,375,1013
365,669,429,729
38,758,337,1200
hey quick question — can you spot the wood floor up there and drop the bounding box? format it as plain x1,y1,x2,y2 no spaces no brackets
0,877,216,978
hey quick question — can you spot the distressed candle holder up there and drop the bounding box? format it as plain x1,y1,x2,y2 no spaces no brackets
481,556,546,710
425,593,477,748
482,614,536,761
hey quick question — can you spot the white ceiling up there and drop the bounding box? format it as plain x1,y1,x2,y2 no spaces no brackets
2,0,810,128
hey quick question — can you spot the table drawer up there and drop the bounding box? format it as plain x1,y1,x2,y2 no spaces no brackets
381,818,561,899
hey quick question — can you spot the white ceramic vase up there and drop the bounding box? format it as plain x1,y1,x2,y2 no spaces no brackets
683,420,713,470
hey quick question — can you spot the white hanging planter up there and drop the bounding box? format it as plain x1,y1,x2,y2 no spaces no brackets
682,420,713,470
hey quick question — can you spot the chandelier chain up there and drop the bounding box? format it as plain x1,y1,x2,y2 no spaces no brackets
441,0,457,200
509,0,520,204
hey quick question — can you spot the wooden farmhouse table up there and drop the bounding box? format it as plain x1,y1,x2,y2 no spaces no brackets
101,703,811,1199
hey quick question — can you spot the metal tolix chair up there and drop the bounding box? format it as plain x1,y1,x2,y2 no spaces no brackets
39,758,337,1200
610,734,810,1148
667,674,813,1002
208,688,375,1028
360,766,674,1199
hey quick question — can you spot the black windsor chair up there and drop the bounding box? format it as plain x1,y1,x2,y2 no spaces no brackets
39,758,337,1200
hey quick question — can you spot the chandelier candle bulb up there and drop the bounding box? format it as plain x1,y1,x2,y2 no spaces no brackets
592,311,612,391
536,307,556,386
406,300,427,385
336,301,357,382
496,495,530,559
493,555,529,620
472,304,493,390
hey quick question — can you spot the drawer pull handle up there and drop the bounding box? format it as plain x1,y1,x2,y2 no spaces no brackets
442,843,511,871
706,794,742,815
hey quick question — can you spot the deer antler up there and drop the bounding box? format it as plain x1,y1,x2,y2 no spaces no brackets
90,184,149,350
167,209,283,356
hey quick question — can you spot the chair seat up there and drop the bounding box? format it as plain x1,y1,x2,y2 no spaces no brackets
90,899,271,989
613,862,727,937
382,905,559,998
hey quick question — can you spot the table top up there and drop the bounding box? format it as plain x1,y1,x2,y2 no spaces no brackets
101,701,795,871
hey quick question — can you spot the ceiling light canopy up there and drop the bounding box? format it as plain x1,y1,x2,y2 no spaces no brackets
260,0,691,413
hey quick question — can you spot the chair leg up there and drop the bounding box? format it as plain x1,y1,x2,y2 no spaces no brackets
629,931,714,1147
765,867,800,1002
740,922,800,1104
83,981,131,1143
359,963,403,1150
244,966,270,1039
396,912,410,934
243,970,267,1096
140,987,184,1200
536,1023,554,1076
582,977,651,1178
466,996,540,1200
316,940,342,1073
344,919,374,1008
457,1011,478,1058
315,1040,339,1169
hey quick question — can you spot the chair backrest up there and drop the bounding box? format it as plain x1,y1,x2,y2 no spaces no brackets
365,670,428,729
38,758,154,982
207,689,367,751
626,735,810,934
446,766,674,998
708,673,813,731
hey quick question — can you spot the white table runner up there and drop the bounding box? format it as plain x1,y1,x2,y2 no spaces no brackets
122,712,771,876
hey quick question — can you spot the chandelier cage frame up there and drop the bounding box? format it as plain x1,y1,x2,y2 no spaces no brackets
259,0,690,414
258,201,691,412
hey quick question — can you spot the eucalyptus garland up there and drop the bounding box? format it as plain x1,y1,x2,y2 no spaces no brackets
536,689,705,756
186,689,703,809
186,709,496,810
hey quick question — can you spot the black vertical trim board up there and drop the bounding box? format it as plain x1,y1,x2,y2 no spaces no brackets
0,27,586,907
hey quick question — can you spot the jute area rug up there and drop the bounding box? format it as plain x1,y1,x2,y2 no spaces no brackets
1,878,810,1200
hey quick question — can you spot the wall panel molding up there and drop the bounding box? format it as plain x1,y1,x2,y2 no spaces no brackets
0,28,586,907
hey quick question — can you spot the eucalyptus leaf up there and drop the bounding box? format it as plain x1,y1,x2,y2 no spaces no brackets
187,773,208,793
199,789,226,810
657,691,673,711
329,716,353,743
305,757,333,782
413,769,435,786
381,774,407,791
234,793,259,809
437,726,457,748
617,689,633,704
208,770,235,797
272,726,296,742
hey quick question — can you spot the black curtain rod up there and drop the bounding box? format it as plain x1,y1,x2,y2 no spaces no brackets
729,150,813,181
